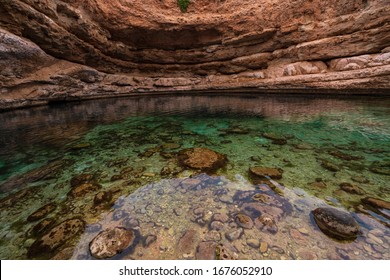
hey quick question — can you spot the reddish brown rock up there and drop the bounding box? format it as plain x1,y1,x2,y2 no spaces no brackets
249,167,283,179
235,213,254,229
93,191,112,206
312,207,360,240
309,180,327,189
178,148,227,173
256,214,278,234
0,159,67,193
30,218,56,237
212,213,229,223
28,218,85,259
177,229,199,255
89,227,135,259
196,241,216,260
0,188,32,209
68,183,101,198
70,173,95,188
27,203,57,222
339,182,365,195
361,197,390,211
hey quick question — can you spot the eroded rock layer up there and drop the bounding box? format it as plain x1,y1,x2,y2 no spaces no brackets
0,0,389,109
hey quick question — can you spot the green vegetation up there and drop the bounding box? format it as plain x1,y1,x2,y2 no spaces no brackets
177,0,190,12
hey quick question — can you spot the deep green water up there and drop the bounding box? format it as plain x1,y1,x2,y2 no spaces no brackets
0,94,389,260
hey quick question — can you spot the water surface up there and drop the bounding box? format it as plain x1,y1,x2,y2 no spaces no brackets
0,94,389,259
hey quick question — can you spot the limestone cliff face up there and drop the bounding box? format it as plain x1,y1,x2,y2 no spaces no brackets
0,0,389,109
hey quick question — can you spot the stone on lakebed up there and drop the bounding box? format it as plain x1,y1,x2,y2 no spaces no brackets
312,207,360,240
249,166,283,179
89,227,135,259
177,147,227,173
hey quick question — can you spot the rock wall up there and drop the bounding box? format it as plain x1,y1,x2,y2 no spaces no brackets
0,0,389,109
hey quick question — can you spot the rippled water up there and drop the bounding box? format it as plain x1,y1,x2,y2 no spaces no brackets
0,94,389,260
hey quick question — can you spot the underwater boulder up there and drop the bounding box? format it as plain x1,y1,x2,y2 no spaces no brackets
235,213,254,229
339,182,365,195
89,227,135,259
312,207,360,240
70,173,95,188
361,197,390,211
29,218,56,237
196,241,217,260
93,191,113,206
255,214,278,234
68,183,101,198
177,147,227,173
249,167,283,179
27,203,57,222
0,159,68,193
28,218,85,259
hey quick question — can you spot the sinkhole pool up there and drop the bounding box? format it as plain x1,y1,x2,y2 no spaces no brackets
0,94,389,260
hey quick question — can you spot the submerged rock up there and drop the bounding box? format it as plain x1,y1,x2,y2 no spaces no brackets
312,207,360,240
262,132,287,142
161,143,181,150
293,143,314,150
177,229,199,254
339,182,365,195
225,228,243,241
204,230,221,241
0,188,32,208
361,197,390,211
177,148,227,173
309,179,327,189
255,214,278,234
70,173,95,188
369,162,390,175
68,183,101,198
329,150,363,161
246,239,260,248
160,166,172,176
216,244,237,260
260,242,268,253
93,191,112,206
321,160,340,172
196,241,216,260
27,203,57,222
0,159,68,193
351,176,369,184
106,158,129,168
143,235,157,248
110,174,123,181
28,218,85,258
212,213,229,223
249,167,283,179
30,218,55,237
235,213,254,229
89,227,135,259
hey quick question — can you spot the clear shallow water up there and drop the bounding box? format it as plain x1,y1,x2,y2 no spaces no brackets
0,94,389,259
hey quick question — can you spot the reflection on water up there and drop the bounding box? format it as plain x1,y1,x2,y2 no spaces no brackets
0,94,389,259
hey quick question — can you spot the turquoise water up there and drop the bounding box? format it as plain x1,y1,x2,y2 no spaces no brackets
0,94,389,259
